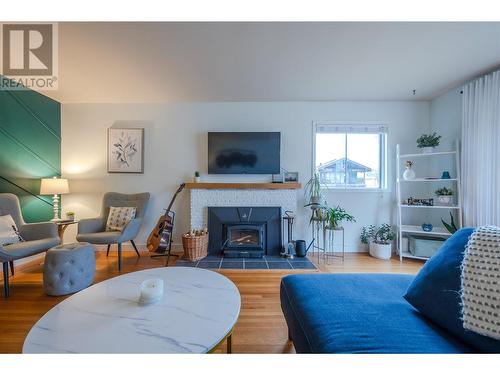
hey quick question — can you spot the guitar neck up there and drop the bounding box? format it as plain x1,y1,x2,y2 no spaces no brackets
164,183,185,216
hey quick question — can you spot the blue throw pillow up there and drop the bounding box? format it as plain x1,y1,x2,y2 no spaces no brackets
404,227,500,353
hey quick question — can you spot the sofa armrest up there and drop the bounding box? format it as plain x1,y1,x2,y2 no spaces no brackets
20,221,58,241
118,218,143,242
78,217,106,234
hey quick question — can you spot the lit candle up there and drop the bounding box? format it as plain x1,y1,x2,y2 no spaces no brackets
139,278,164,305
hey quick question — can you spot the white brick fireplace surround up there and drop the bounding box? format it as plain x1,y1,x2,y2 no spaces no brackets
188,183,300,231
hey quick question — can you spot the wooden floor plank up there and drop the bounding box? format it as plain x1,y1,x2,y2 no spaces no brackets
0,248,422,354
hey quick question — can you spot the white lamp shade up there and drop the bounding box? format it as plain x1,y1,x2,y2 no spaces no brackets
40,178,69,195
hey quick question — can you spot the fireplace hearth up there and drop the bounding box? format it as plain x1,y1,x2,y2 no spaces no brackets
208,207,281,257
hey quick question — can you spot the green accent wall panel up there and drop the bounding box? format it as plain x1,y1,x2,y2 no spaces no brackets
0,78,61,222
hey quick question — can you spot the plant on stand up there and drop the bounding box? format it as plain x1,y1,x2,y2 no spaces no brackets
304,172,323,206
326,205,355,229
416,132,441,153
361,223,395,260
435,186,453,206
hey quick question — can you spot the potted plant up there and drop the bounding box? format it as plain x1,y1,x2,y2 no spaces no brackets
360,224,375,251
435,186,453,205
361,223,395,260
194,171,201,183
416,132,441,153
304,173,322,206
326,205,355,229
66,211,75,221
441,212,458,234
309,206,328,224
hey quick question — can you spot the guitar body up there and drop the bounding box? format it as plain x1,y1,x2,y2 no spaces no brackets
147,213,174,252
147,184,185,253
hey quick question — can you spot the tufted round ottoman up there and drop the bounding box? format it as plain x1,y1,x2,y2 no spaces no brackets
43,242,96,296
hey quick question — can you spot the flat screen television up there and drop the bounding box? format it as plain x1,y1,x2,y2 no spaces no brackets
208,132,281,174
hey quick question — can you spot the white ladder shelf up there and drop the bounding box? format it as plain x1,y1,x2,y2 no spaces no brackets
396,140,463,261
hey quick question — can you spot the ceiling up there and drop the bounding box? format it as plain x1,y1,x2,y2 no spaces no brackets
42,22,500,103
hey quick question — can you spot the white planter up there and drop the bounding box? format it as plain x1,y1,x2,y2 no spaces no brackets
194,176,201,183
369,242,392,260
437,195,453,205
421,147,435,154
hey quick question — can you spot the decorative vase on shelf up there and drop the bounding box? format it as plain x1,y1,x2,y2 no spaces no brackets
437,195,453,205
402,161,416,180
421,147,435,154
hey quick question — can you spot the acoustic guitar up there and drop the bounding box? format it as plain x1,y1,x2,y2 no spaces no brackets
147,183,185,253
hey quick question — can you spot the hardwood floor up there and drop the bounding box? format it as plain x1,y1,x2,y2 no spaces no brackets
0,248,423,354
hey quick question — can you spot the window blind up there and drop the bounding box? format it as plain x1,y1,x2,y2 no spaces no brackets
315,124,388,134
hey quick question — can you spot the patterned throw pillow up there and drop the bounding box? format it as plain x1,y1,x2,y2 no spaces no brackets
0,214,24,246
106,206,136,232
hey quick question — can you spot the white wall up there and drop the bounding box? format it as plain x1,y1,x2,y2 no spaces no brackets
61,101,429,252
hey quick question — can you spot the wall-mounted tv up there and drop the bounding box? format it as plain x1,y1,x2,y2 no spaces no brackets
208,132,281,174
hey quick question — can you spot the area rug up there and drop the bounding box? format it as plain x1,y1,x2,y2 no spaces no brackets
174,255,317,270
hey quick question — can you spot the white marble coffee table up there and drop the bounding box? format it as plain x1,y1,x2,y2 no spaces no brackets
23,267,240,353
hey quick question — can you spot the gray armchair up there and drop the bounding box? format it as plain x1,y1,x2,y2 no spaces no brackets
0,193,60,297
76,192,150,271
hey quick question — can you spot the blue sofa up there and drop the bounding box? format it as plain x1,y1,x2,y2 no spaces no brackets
281,228,500,353
280,273,474,353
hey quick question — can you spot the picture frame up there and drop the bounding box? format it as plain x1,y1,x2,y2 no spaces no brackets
284,172,299,183
107,128,144,173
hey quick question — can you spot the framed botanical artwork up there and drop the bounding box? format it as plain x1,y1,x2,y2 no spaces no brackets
107,128,144,173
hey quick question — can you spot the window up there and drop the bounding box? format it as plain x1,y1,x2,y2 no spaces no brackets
313,123,387,190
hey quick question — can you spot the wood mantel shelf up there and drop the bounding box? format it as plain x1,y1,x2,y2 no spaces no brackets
185,182,302,190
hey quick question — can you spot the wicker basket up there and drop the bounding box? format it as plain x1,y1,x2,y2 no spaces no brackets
182,232,209,261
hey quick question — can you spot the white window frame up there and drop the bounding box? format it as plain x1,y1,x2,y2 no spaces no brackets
312,122,388,192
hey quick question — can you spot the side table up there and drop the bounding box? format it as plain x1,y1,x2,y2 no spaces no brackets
55,220,79,243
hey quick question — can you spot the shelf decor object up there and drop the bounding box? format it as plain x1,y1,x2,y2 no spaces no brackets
402,160,416,180
396,140,463,261
40,177,70,221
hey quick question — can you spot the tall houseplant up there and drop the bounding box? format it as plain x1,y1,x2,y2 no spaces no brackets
304,173,323,205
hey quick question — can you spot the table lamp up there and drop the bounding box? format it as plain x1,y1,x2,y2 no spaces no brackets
40,177,69,221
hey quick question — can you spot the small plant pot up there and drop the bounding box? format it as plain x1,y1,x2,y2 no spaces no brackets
194,176,201,183
437,195,452,205
66,214,75,221
309,196,321,205
421,147,435,154
369,242,392,260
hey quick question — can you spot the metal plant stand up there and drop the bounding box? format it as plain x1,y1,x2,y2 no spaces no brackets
324,227,345,264
309,206,345,264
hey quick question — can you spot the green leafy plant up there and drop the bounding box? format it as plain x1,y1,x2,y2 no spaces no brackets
416,132,441,148
441,212,458,234
360,225,375,244
435,187,453,196
373,223,395,244
326,205,355,229
304,173,323,204
194,171,200,177
66,211,75,216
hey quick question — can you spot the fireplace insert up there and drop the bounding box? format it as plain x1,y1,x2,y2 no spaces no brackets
207,206,281,257
225,224,265,250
